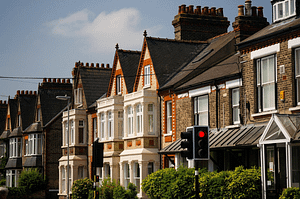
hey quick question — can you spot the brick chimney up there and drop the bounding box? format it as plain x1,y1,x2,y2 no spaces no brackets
172,4,230,41
232,0,269,43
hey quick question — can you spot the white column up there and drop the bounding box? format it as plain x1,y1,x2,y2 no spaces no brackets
140,161,148,197
119,162,124,186
129,161,133,183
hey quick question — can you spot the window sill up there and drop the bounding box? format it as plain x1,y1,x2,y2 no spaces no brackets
251,110,278,118
289,106,300,112
225,124,240,129
164,133,172,137
143,85,150,89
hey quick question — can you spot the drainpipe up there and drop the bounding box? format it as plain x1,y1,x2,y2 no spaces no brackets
214,82,219,130
158,94,162,170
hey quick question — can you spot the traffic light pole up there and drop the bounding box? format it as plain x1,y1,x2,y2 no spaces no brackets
195,160,200,199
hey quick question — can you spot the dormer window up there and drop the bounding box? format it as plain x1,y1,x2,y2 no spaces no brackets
74,88,83,105
273,0,295,22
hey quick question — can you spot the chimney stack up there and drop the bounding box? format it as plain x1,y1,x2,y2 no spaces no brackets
232,0,269,43
173,4,230,41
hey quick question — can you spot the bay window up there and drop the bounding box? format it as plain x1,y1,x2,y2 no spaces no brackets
100,113,105,139
136,104,142,134
124,163,130,188
6,170,21,187
93,117,97,141
108,112,112,139
273,0,295,22
78,120,84,144
61,167,65,193
134,163,140,192
78,166,84,179
28,134,42,155
194,95,209,126
128,106,133,135
118,111,124,138
9,137,21,158
70,120,74,145
148,104,154,135
257,55,277,112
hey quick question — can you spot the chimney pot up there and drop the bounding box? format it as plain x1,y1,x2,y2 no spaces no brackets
4,100,6,104
196,6,201,15
178,5,181,14
251,6,257,17
217,8,224,17
17,90,20,95
86,63,89,67
29,91,33,95
43,78,46,83
25,90,28,95
96,63,100,68
106,64,110,68
62,79,65,83
75,62,79,68
257,7,264,17
203,7,209,15
238,5,245,16
91,63,94,68
101,63,104,68
34,91,37,95
181,5,186,13
21,90,24,95
67,79,70,84
81,63,83,66
48,78,51,83
0,100,2,104
53,78,56,83
211,7,216,16
189,5,194,14
57,78,60,83
245,0,252,16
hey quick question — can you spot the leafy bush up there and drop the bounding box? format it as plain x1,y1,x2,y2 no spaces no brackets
0,178,6,186
227,166,261,199
72,177,93,199
7,186,27,198
18,168,47,194
279,187,300,199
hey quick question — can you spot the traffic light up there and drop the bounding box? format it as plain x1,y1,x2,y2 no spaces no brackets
193,126,209,160
93,139,103,168
95,175,99,182
181,127,193,159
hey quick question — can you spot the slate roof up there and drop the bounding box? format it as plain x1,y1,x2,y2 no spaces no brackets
38,82,72,126
176,53,240,91
118,50,141,93
238,16,300,49
18,94,36,131
0,104,7,137
78,67,112,107
160,31,237,91
144,37,208,88
8,99,18,131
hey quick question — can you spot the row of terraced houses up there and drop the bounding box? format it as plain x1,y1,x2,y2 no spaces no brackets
1,0,300,198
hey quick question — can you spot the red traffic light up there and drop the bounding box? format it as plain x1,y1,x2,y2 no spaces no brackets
198,131,207,138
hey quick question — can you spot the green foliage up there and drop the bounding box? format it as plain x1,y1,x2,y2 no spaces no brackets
7,186,27,197
88,178,138,199
0,156,8,169
18,168,47,194
72,177,93,199
279,187,300,199
227,166,261,199
0,178,6,186
142,166,200,199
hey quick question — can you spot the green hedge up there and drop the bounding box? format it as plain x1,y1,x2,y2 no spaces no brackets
142,166,261,199
279,187,300,199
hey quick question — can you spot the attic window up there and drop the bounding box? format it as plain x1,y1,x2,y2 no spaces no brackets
74,88,83,105
116,75,121,95
273,0,295,22
144,65,150,87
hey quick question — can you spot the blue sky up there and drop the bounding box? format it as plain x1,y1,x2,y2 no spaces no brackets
0,0,272,101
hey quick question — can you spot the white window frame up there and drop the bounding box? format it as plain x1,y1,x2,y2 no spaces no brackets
166,101,172,135
128,106,133,135
273,0,296,22
61,167,65,193
37,108,41,121
9,137,22,158
257,55,277,112
232,88,240,124
70,120,74,145
134,162,140,193
124,163,130,189
78,166,84,179
295,47,300,105
116,75,122,95
194,95,209,126
148,104,154,135
108,111,112,139
28,134,42,155
78,120,84,144
136,104,142,134
144,65,150,87
93,117,97,141
100,113,105,140
6,170,21,187
118,111,124,138
74,88,83,105
18,114,21,127
148,162,154,175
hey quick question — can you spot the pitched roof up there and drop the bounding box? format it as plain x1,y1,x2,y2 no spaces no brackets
118,50,141,93
160,31,237,91
18,94,36,131
176,53,240,90
238,16,300,49
142,37,208,88
39,81,72,126
0,103,7,136
8,99,18,131
78,66,112,107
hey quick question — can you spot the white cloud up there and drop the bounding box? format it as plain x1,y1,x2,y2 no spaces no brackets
46,8,162,53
